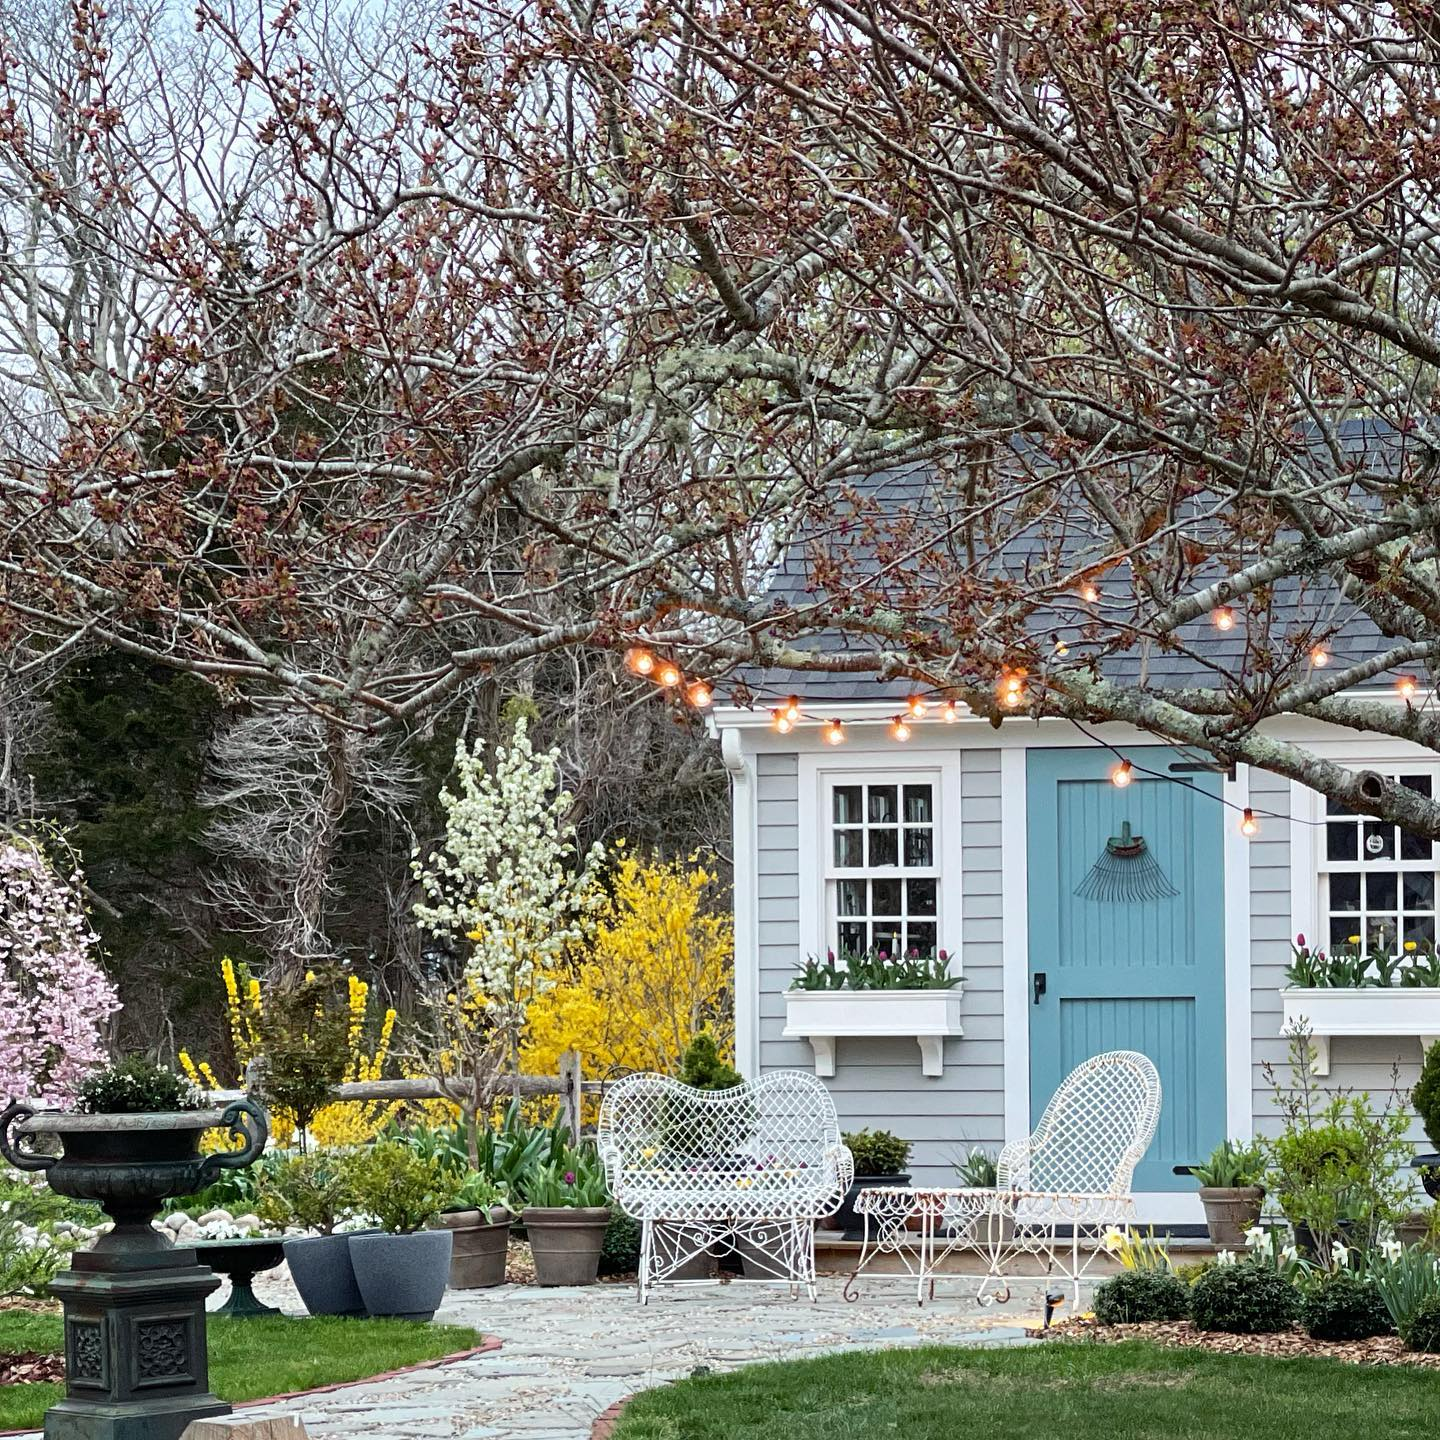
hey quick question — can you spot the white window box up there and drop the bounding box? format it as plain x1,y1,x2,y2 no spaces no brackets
1279,986,1440,1076
783,988,964,1078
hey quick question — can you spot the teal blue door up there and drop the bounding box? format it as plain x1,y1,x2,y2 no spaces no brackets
1027,748,1226,1192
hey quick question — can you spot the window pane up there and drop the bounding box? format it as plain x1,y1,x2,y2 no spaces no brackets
834,829,863,868
833,785,863,825
869,828,899,867
1402,774,1433,797
838,879,867,916
1368,915,1397,951
873,922,903,958
869,786,898,824
1408,914,1437,946
1401,828,1431,862
838,921,868,955
908,878,938,916
1405,872,1435,911
903,785,933,824
1330,915,1361,949
1329,873,1361,910
904,829,934,868
1362,823,1394,862
1326,794,1354,816
1327,823,1358,862
1366,872,1398,911
906,922,937,958
871,878,902,916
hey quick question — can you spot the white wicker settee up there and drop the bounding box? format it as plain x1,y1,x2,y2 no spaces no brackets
597,1069,854,1302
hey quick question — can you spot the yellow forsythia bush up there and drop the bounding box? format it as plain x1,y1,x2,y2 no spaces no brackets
180,957,400,1146
522,846,734,1079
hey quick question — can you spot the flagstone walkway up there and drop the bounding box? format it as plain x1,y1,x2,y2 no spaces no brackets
235,1270,1063,1440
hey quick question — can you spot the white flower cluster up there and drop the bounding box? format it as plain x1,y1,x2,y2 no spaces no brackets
156,1209,273,1242
411,717,602,1024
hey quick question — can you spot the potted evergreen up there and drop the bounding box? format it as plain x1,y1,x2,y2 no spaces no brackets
258,1152,368,1316
833,1129,911,1240
1191,1139,1266,1247
1413,1041,1440,1199
521,1148,612,1286
346,1141,459,1319
431,1174,512,1289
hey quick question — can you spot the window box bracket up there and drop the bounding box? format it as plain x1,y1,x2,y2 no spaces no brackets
1279,986,1440,1077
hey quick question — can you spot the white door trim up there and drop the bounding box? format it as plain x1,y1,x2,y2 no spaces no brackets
722,728,761,1077
1000,747,1030,1146
1224,764,1254,1138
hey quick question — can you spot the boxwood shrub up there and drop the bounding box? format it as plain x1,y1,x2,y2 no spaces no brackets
1301,1271,1393,1341
1093,1270,1190,1324
1190,1261,1300,1333
1401,1293,1440,1353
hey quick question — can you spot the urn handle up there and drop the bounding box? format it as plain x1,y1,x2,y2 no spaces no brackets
197,1098,270,1182
0,1101,58,1173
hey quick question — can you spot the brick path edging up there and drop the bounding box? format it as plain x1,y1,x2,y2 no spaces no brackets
0,1336,502,1437
589,1394,631,1440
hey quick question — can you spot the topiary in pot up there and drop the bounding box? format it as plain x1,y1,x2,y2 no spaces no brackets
1190,1261,1300,1334
1401,1292,1440,1352
1301,1271,1393,1341
1093,1270,1190,1324
263,1152,368,1317
1413,1041,1440,1199
834,1129,912,1240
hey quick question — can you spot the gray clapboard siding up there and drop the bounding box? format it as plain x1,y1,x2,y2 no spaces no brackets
753,748,1007,1186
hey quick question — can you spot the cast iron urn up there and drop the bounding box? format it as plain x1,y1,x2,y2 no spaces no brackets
0,1097,268,1440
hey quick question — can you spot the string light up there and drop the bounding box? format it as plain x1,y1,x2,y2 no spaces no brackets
655,660,682,687
780,695,802,723
1111,759,1134,788
941,699,960,723
906,696,928,719
1079,582,1099,603
1240,807,1259,837
1053,634,1069,656
823,719,846,746
1398,674,1418,700
771,708,796,735
1311,645,1330,669
890,716,912,742
999,669,1027,708
685,679,713,708
624,647,655,677
1212,605,1236,632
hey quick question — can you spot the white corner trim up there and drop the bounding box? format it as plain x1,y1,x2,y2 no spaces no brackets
1223,765,1253,1138
1000,748,1030,1146
722,728,761,1078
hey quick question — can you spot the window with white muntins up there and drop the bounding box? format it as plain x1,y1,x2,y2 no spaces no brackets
825,775,940,957
1321,771,1437,952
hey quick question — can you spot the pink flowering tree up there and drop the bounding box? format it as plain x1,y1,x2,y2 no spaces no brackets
0,840,120,1105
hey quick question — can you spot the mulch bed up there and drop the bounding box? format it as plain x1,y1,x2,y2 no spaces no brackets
0,1351,64,1385
1041,1317,1440,1369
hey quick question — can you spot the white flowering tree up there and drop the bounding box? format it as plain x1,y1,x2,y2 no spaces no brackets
412,718,601,1139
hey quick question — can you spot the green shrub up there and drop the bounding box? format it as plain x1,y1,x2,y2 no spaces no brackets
75,1058,203,1114
1093,1270,1190,1324
1301,1271,1392,1341
1173,1260,1215,1287
1415,1041,1440,1152
599,1213,642,1276
679,1033,742,1091
1190,1261,1300,1333
843,1130,911,1177
255,1152,357,1236
1402,1293,1440,1353
345,1142,457,1233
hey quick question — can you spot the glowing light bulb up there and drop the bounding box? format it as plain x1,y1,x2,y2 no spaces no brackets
624,647,655,677
941,699,960,723
1240,807,1259,837
1212,606,1236,632
1053,634,1069,656
1311,645,1330,669
999,670,1027,708
1079,582,1099,604
1398,674,1418,700
772,709,795,735
890,716,912,742
686,679,713,708
655,661,682,687
1111,759,1133,788
906,696,927,719
780,695,802,722
823,719,845,746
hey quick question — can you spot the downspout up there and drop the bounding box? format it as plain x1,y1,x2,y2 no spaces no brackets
721,725,761,1077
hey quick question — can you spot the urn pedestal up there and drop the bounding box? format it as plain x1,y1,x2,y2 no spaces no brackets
0,1100,268,1440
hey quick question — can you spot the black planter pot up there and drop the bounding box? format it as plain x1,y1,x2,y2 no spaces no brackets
284,1231,370,1317
1414,1153,1440,1200
1293,1218,1361,1261
835,1173,911,1241
350,1229,454,1319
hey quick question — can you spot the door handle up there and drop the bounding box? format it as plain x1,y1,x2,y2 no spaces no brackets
1033,972,1047,1005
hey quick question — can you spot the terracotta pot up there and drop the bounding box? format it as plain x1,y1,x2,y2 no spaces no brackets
1396,1211,1432,1248
522,1206,611,1286
1198,1186,1265,1248
434,1207,511,1289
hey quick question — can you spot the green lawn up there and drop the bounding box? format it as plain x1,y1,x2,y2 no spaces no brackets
611,1340,1440,1440
0,1313,483,1432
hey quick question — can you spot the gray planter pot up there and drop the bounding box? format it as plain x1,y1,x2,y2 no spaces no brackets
522,1206,611,1286
283,1232,368,1317
434,1207,511,1289
1198,1186,1265,1249
349,1229,454,1320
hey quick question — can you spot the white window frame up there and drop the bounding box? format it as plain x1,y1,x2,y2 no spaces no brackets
797,751,964,975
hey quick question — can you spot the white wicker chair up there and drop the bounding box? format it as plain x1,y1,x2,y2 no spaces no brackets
597,1069,854,1302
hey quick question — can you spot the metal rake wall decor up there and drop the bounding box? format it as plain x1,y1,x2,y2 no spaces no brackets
1075,820,1178,903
